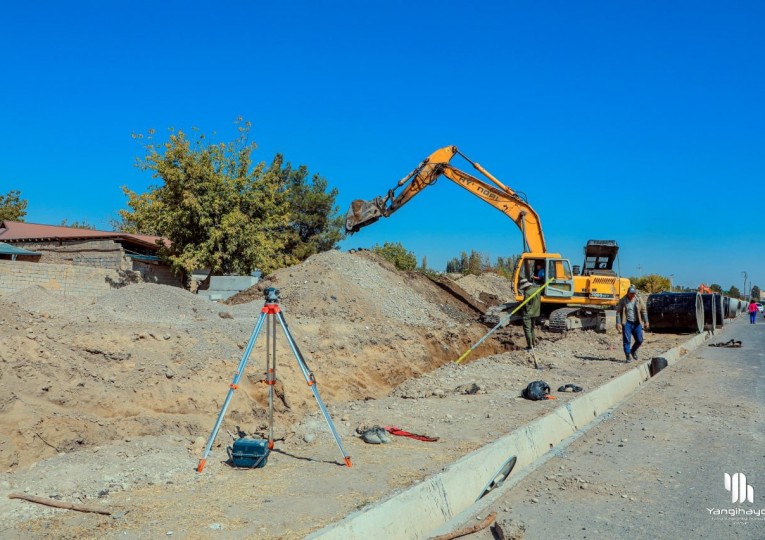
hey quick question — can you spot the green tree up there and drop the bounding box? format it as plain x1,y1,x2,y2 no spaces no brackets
728,285,741,298
119,120,343,282
280,159,344,260
709,283,722,293
459,251,469,274
629,274,670,293
752,285,761,300
467,250,483,275
445,257,460,273
420,256,428,270
372,242,417,271
0,190,27,221
60,219,96,230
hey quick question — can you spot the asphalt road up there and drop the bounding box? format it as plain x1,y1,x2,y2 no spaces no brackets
468,315,765,540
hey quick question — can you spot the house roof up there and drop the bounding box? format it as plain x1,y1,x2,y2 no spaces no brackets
0,221,165,251
0,241,41,256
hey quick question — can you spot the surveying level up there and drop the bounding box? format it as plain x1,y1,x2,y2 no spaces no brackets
197,287,352,472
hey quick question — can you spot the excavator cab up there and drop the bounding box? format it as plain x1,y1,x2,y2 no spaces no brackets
515,254,574,300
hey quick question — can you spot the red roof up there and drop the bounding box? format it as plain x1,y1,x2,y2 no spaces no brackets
0,221,166,250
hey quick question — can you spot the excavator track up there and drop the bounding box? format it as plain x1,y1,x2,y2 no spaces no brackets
548,307,609,333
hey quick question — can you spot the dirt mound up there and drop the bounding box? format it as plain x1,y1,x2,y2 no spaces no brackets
0,249,698,538
0,251,504,472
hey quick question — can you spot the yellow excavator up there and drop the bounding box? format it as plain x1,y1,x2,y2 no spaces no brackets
345,145,630,332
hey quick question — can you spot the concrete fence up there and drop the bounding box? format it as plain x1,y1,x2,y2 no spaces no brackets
0,259,124,297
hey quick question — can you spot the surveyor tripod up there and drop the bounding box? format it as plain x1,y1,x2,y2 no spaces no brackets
197,287,352,472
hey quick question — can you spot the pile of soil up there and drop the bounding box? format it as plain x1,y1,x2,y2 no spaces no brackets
0,250,691,538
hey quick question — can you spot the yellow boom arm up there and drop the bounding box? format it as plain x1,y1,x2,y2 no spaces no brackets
345,146,546,254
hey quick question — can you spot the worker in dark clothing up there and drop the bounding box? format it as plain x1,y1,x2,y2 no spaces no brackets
615,284,649,363
519,278,541,350
533,262,545,284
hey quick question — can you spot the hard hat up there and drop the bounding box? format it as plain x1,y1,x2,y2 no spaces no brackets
519,278,533,290
628,285,637,294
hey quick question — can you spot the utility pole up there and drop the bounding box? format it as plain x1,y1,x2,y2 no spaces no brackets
742,271,748,301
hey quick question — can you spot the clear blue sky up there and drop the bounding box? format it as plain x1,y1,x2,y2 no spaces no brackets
1,1,762,293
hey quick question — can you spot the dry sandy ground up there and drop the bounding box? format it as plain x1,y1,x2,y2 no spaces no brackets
0,251,695,539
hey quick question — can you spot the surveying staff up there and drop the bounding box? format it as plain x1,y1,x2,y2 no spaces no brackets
519,278,541,350
615,285,649,363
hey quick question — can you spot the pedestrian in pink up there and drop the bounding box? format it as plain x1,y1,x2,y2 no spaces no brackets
748,300,758,324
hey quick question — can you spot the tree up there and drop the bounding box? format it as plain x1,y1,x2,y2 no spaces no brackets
709,283,722,293
280,158,344,260
60,219,96,230
629,274,670,293
728,285,741,298
752,285,761,300
119,120,343,282
0,190,27,221
467,250,483,275
420,256,428,271
372,242,417,271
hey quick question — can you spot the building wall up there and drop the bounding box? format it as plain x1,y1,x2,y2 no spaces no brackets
132,260,181,287
0,259,182,297
0,259,121,297
13,239,127,270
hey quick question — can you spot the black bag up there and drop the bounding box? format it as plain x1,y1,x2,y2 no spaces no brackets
522,380,551,400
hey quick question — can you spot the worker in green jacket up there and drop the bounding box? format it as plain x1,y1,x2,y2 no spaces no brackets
519,278,541,350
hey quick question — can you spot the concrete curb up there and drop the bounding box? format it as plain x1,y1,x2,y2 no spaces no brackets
307,329,713,539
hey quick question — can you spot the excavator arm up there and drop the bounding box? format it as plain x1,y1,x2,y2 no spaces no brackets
345,145,546,253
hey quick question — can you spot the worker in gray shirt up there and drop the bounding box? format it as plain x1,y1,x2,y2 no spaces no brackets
615,285,649,363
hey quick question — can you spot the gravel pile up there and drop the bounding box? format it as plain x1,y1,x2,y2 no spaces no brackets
454,272,515,300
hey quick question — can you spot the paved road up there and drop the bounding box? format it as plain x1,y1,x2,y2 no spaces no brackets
469,316,765,539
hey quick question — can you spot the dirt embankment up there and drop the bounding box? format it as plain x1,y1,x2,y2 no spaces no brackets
0,250,694,538
0,250,509,472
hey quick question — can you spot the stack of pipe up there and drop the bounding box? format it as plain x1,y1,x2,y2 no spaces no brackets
647,292,704,333
701,294,716,331
713,293,724,328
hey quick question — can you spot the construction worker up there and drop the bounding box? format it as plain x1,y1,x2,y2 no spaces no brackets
615,285,649,363
533,262,545,284
519,278,541,350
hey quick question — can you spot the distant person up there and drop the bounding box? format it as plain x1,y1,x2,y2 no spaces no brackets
533,262,545,284
519,278,541,350
615,285,649,363
748,300,758,324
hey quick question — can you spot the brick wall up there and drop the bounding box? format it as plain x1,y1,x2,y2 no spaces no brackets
14,239,127,269
131,260,182,287
0,260,179,297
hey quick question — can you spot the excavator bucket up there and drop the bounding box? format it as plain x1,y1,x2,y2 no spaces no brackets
346,198,385,233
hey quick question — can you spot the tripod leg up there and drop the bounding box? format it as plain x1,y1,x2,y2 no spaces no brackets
275,311,352,467
197,311,267,473
267,312,276,449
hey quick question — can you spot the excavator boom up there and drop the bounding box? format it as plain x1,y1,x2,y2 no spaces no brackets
345,146,546,253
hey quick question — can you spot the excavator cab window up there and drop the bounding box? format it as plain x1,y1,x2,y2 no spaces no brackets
543,259,574,298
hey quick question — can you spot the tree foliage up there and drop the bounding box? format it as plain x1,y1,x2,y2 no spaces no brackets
629,274,671,293
372,242,417,271
118,121,343,281
445,251,519,278
60,219,96,230
752,285,761,300
728,285,741,298
0,190,27,221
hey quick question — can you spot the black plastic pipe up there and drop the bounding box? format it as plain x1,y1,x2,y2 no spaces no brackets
647,292,703,333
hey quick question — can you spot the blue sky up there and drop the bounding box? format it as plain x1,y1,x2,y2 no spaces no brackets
1,1,762,292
